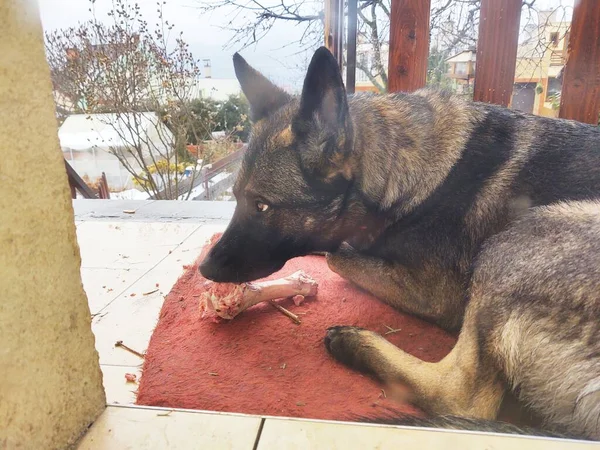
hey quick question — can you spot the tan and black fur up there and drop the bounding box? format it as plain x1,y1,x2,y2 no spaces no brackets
200,47,600,440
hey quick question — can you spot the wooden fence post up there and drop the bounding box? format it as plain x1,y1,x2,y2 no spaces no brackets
473,0,522,106
324,0,343,70
558,0,600,124
346,0,358,94
387,0,431,92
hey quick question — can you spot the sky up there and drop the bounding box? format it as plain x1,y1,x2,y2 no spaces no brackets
37,0,317,90
37,0,573,91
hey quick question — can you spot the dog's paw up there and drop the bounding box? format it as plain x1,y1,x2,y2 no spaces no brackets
324,325,371,372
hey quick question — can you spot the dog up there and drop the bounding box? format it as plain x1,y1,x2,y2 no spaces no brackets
199,47,600,440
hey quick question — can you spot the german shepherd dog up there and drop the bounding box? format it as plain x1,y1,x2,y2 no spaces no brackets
200,47,600,440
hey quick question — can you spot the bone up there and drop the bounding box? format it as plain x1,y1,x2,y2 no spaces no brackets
199,270,318,321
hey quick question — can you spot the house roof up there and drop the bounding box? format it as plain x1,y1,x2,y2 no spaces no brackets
445,49,477,63
58,112,172,151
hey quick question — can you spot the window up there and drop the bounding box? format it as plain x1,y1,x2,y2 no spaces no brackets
550,32,559,47
455,62,468,75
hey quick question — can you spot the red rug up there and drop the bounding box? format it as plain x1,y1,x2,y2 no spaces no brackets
137,236,456,421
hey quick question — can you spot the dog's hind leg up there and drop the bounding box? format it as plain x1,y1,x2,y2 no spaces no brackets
324,301,506,420
326,243,465,331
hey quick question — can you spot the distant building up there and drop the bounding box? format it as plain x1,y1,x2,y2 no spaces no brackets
348,10,569,119
59,112,174,191
444,11,570,117
354,38,389,93
445,48,476,94
512,9,570,117
182,58,242,101
190,78,242,102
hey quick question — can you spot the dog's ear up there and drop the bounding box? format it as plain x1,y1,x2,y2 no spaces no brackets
294,47,349,136
233,53,291,122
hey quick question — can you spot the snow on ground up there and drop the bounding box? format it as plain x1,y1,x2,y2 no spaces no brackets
111,189,151,200
75,172,232,201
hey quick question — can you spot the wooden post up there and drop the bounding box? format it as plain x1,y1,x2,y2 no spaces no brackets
346,0,358,93
324,0,333,51
99,172,110,199
68,180,77,199
473,0,522,106
324,0,343,69
387,0,431,92
64,159,96,199
559,0,600,124
336,0,344,71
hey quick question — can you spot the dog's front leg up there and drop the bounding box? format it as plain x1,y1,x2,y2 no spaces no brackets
324,313,505,420
326,243,463,331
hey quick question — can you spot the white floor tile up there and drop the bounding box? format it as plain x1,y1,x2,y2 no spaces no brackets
77,222,200,270
155,222,228,268
78,219,226,396
91,266,187,366
81,268,146,314
101,365,142,405
77,406,261,449
257,418,597,450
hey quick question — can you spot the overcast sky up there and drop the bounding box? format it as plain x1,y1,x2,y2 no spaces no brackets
37,0,573,91
38,0,317,90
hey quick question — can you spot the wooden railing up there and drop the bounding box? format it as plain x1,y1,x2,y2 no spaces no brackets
65,159,101,199
67,146,246,201
149,145,246,201
325,0,600,125
195,145,246,201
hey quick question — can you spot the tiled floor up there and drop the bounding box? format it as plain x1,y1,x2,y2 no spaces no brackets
74,200,600,449
74,200,230,402
78,406,599,450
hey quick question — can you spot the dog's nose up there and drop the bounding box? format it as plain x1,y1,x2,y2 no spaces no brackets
199,257,218,280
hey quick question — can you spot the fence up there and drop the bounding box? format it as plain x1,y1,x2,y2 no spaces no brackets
325,0,600,125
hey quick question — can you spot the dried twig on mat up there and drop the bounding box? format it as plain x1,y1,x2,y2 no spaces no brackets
384,325,402,335
199,270,318,322
269,300,301,325
115,340,145,359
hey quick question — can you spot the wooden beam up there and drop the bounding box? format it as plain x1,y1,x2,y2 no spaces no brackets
324,0,333,51
324,0,343,68
559,0,600,124
64,159,96,199
346,0,358,93
336,0,344,71
99,172,110,199
473,0,522,106
387,0,431,92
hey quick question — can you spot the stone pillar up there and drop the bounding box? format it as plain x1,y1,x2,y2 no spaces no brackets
0,0,106,448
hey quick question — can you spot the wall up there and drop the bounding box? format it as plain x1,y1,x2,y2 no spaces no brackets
0,0,106,448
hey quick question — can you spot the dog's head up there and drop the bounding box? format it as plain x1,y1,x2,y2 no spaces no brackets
199,47,358,282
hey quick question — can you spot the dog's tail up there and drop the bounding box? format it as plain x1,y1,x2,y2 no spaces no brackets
354,411,575,439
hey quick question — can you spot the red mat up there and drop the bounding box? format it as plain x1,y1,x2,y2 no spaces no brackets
137,237,456,421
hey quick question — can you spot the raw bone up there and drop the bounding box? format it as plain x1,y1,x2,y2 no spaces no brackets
199,270,318,321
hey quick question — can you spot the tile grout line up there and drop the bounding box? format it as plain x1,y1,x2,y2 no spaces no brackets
90,221,205,317
252,418,266,450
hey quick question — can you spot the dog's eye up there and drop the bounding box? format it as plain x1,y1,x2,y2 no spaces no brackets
256,201,269,213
